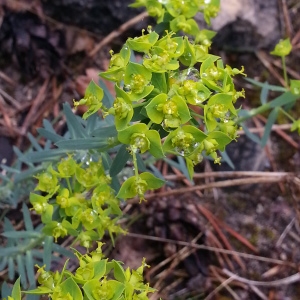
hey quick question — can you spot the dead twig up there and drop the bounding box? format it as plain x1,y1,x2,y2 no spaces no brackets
128,175,291,202
126,232,295,267
255,51,287,87
222,269,300,287
0,87,22,110
88,11,148,57
276,217,296,247
164,171,294,181
280,0,293,38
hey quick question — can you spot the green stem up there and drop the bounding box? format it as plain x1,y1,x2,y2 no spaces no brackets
279,107,295,122
66,177,72,194
282,56,288,87
131,146,139,178
190,111,204,119
236,102,271,124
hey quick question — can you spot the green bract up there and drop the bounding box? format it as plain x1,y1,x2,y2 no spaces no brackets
165,0,198,18
163,125,207,156
108,85,134,130
127,30,159,53
270,38,292,57
100,44,131,82
146,93,190,129
170,15,199,36
118,123,164,158
74,80,104,119
117,172,165,201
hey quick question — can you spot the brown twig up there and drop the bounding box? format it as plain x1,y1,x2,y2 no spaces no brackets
126,232,295,267
255,51,287,87
280,0,293,38
164,171,294,181
0,87,22,110
128,175,291,202
88,11,148,57
222,269,300,287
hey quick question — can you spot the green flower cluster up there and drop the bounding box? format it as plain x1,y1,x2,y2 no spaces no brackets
74,0,245,199
30,156,124,247
20,243,154,300
77,37,244,188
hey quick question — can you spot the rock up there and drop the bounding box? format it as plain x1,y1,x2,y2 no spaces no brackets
209,0,281,50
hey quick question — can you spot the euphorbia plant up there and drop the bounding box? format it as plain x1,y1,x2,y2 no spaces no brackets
4,0,247,299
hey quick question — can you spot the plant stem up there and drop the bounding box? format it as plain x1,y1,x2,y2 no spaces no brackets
279,107,295,122
282,56,288,87
66,178,72,194
131,146,139,178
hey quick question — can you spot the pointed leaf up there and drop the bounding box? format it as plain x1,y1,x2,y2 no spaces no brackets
22,203,34,231
261,108,279,147
60,277,83,300
63,103,87,139
110,145,130,177
25,251,36,287
11,277,21,300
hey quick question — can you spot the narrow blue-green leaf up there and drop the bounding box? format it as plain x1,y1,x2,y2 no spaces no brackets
148,164,168,183
22,203,34,231
8,256,15,280
164,157,192,181
0,247,19,257
2,231,41,239
136,153,147,172
101,152,112,170
0,256,8,271
110,145,130,177
241,124,261,144
0,165,21,174
86,112,99,135
245,78,287,92
51,243,75,259
42,119,55,132
23,149,69,163
31,250,60,262
4,217,14,231
111,176,121,194
1,281,11,299
99,80,114,106
14,165,44,183
25,251,36,287
26,293,40,300
43,236,53,271
16,254,27,287
178,156,193,183
27,133,43,152
37,128,65,143
55,138,108,150
0,173,12,183
260,82,269,104
261,108,279,147
13,148,35,167
269,91,299,108
63,103,87,138
220,150,235,169
90,125,118,138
